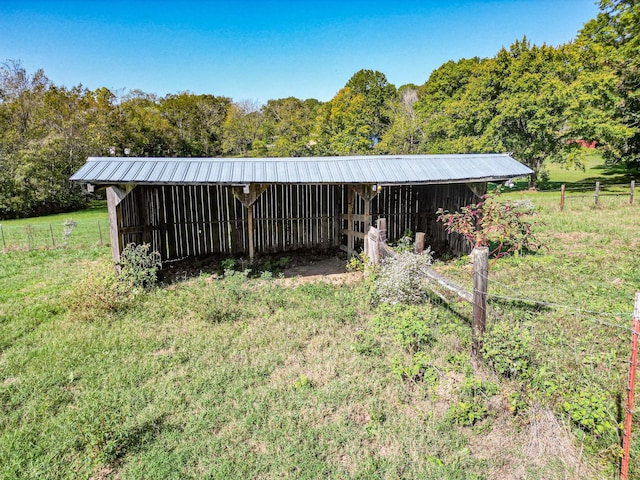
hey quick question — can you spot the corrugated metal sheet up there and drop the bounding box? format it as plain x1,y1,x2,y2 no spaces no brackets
70,154,533,185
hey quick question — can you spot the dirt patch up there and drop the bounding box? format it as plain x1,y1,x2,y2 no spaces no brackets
467,404,595,479
276,256,362,287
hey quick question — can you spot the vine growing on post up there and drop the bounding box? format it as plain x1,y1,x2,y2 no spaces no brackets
436,190,542,258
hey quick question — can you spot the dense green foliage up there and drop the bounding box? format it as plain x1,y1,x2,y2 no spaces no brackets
1,0,639,218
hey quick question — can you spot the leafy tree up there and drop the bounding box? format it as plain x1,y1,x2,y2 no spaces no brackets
257,97,321,157
112,91,175,156
314,86,374,155
377,86,422,153
159,93,230,156
484,40,583,187
414,57,492,154
222,100,263,157
577,0,640,166
345,69,397,145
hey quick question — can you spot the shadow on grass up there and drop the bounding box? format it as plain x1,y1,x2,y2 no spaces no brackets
425,290,472,327
540,162,639,192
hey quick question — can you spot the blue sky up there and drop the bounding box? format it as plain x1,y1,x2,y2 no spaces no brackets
1,1,600,104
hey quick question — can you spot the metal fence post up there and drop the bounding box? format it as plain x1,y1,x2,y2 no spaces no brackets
622,293,640,480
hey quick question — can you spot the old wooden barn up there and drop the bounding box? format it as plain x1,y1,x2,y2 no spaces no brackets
70,154,532,264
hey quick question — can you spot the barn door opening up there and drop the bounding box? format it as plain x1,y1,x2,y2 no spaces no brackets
340,184,380,257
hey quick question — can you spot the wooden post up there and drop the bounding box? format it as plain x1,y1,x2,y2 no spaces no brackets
247,204,254,263
0,224,6,250
631,180,635,205
367,226,380,265
98,220,103,245
49,223,55,247
376,217,387,243
231,184,268,263
560,184,565,211
347,187,354,257
106,187,123,265
472,246,489,359
415,232,425,254
595,181,600,206
363,196,371,256
622,292,640,480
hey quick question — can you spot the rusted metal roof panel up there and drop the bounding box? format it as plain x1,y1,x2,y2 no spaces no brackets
71,154,533,185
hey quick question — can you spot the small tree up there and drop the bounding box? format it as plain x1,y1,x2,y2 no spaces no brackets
436,191,541,258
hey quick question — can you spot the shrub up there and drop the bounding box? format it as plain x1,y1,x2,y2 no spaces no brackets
437,190,542,257
482,321,533,380
117,243,161,290
375,250,433,305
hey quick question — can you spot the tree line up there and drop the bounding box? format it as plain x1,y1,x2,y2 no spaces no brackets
0,0,637,219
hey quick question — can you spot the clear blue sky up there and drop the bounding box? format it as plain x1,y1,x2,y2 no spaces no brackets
1,0,600,104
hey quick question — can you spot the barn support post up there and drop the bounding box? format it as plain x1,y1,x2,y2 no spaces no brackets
106,187,123,265
348,184,380,258
231,184,268,263
346,187,354,256
106,185,135,267
472,246,489,359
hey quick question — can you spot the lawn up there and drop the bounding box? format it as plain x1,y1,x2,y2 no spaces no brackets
1,159,639,479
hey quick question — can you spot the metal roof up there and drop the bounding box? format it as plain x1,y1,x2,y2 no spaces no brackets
70,154,533,185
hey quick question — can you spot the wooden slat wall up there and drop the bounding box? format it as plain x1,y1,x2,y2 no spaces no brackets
115,182,482,262
118,184,342,261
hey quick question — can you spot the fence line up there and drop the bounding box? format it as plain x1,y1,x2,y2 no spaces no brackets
560,180,636,210
0,219,108,252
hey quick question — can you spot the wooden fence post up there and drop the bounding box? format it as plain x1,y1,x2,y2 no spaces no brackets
98,220,103,245
560,184,565,211
622,292,640,480
49,224,55,247
415,232,425,254
376,218,387,243
631,180,635,205
0,224,5,250
595,181,600,206
472,246,489,359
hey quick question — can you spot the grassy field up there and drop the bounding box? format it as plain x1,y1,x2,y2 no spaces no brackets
1,161,639,479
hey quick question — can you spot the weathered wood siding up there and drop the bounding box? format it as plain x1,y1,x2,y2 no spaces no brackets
347,183,482,253
112,182,482,262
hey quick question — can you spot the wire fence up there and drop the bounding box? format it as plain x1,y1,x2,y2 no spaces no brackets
0,219,108,251
559,181,636,210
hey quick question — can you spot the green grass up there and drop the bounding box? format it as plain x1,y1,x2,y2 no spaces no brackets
2,160,640,478
0,200,108,251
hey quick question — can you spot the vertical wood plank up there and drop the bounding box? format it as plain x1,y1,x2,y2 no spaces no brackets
106,187,122,265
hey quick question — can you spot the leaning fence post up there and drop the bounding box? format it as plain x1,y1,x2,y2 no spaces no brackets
622,292,640,480
631,180,635,205
560,184,565,211
49,223,55,247
0,224,5,250
472,246,489,359
595,181,600,206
